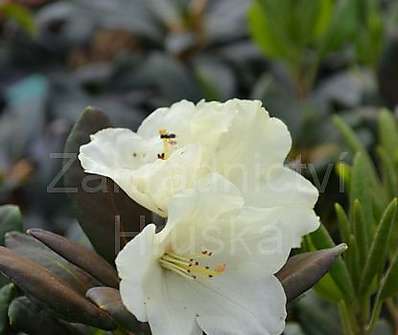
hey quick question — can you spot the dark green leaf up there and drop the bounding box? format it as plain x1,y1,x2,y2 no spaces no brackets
27,228,119,289
360,199,398,295
276,245,348,302
309,225,355,302
0,246,115,330
0,284,16,333
378,109,398,160
380,250,398,299
335,203,351,244
0,205,22,246
5,232,100,295
63,107,152,264
332,115,366,154
378,147,398,199
352,200,369,267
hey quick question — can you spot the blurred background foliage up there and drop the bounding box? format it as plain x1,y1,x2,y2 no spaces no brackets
1,0,398,334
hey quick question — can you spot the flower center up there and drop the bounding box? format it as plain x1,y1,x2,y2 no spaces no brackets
159,251,226,280
157,129,177,160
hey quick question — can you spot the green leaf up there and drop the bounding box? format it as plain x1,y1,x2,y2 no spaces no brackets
360,199,398,295
0,3,36,35
378,147,398,198
332,115,366,153
63,107,152,264
5,232,100,295
378,110,398,164
0,284,16,333
335,203,351,244
309,225,355,302
27,228,119,289
0,205,22,246
352,200,369,267
380,250,398,299
0,246,115,330
350,153,377,216
318,0,358,57
276,245,347,302
247,0,300,62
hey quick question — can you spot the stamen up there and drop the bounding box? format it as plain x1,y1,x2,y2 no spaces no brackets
159,251,225,280
158,129,177,160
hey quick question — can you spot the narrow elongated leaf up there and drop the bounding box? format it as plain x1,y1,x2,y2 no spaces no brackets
359,199,397,295
63,107,152,264
332,115,366,153
276,245,347,302
0,247,115,330
378,109,398,159
309,225,355,302
27,228,119,288
380,250,398,299
378,147,398,198
0,284,16,333
351,154,375,231
87,287,145,332
5,232,99,295
0,205,22,246
352,200,369,267
8,296,86,335
335,203,351,244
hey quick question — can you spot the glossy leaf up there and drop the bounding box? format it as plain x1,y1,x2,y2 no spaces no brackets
27,228,119,288
63,107,152,264
360,199,397,295
0,205,22,246
276,244,347,302
0,246,115,330
87,287,146,332
5,232,100,295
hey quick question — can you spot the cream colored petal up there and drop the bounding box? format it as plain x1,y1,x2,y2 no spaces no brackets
163,270,286,335
143,267,202,335
116,224,158,322
132,144,205,216
137,100,196,143
246,166,319,209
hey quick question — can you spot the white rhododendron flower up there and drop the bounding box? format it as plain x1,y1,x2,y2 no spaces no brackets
78,99,318,220
116,174,319,335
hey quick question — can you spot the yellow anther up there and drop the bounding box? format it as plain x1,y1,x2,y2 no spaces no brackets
157,129,177,160
159,251,225,280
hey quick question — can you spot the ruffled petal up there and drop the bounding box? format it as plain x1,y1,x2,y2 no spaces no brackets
79,128,206,216
160,173,244,255
132,144,204,216
137,100,196,143
246,166,319,209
